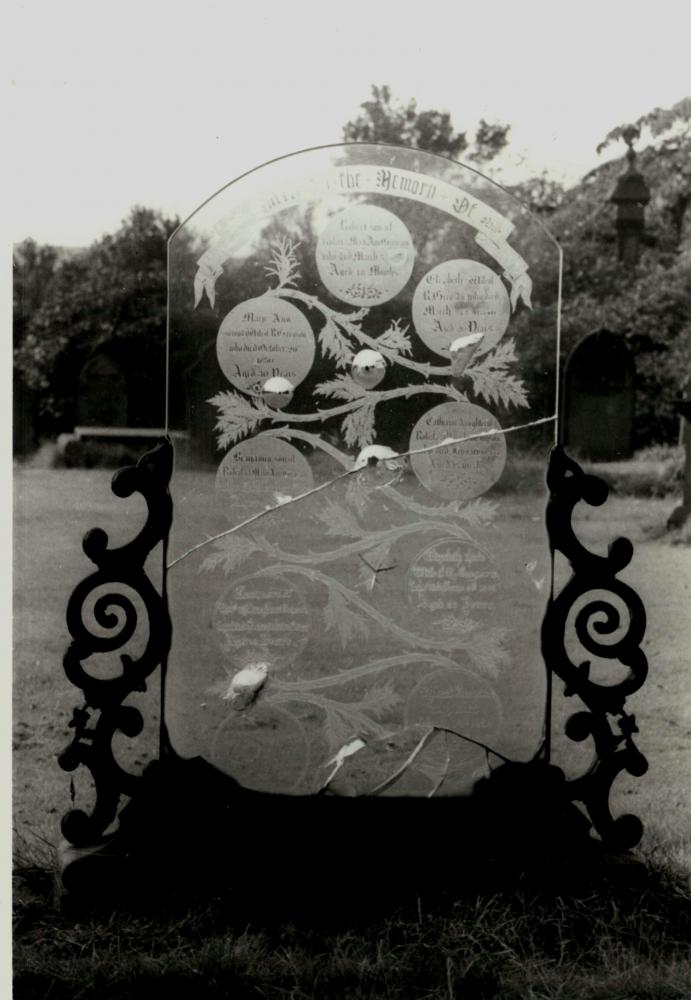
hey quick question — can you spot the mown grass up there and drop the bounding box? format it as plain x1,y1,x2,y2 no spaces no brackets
13,833,691,1000
13,462,690,997
495,443,686,499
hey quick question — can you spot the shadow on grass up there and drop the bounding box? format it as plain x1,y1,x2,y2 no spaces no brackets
14,836,691,1000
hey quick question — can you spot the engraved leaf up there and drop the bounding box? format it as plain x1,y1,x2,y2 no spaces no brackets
456,497,499,527
361,681,402,719
466,370,529,409
465,626,509,679
465,338,529,409
313,497,363,538
318,318,354,369
323,587,370,647
336,306,369,324
314,374,367,401
406,496,498,528
342,403,377,448
200,534,260,575
377,318,413,356
345,477,372,517
487,339,518,367
209,390,270,449
264,237,301,288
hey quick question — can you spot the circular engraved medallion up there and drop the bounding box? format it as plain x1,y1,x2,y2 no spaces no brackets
404,666,501,770
213,573,311,672
217,295,315,395
409,402,506,499
316,204,415,306
215,437,314,523
412,260,510,357
408,538,499,625
210,704,310,793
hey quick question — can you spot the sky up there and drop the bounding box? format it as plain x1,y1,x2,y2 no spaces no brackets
5,0,691,248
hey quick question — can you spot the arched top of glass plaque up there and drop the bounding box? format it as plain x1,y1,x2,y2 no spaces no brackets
174,141,560,241
166,143,561,799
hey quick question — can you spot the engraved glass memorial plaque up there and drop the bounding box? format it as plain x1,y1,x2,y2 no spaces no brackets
166,144,561,797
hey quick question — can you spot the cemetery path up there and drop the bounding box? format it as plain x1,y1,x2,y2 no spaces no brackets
12,467,691,853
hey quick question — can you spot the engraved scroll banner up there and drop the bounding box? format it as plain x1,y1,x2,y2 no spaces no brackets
194,164,531,312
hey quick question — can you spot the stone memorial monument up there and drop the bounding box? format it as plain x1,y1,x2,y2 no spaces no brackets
58,145,650,902
563,329,635,461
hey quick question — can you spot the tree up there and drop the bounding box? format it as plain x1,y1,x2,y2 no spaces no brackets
596,96,691,156
14,207,180,435
342,88,691,447
508,172,567,216
517,102,691,446
13,239,61,451
343,85,510,164
13,239,59,348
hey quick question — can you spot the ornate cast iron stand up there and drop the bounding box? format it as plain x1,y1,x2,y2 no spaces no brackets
542,446,648,851
57,442,649,903
58,439,173,882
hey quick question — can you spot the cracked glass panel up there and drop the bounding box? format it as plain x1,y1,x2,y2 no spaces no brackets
166,144,561,797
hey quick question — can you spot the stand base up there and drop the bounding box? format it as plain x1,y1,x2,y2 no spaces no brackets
57,756,646,917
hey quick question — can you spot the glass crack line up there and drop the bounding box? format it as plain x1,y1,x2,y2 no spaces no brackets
397,414,557,461
168,415,555,571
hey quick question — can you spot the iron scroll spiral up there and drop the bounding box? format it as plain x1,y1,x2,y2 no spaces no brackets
542,446,648,850
59,439,173,847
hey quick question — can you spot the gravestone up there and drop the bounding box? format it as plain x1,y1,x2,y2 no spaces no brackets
182,340,219,465
563,330,635,461
165,144,561,798
59,144,652,905
77,353,128,426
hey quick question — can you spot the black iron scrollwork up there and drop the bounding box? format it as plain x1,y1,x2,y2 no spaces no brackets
542,446,648,849
59,439,173,847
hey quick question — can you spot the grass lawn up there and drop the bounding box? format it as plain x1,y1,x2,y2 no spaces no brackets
12,464,691,999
